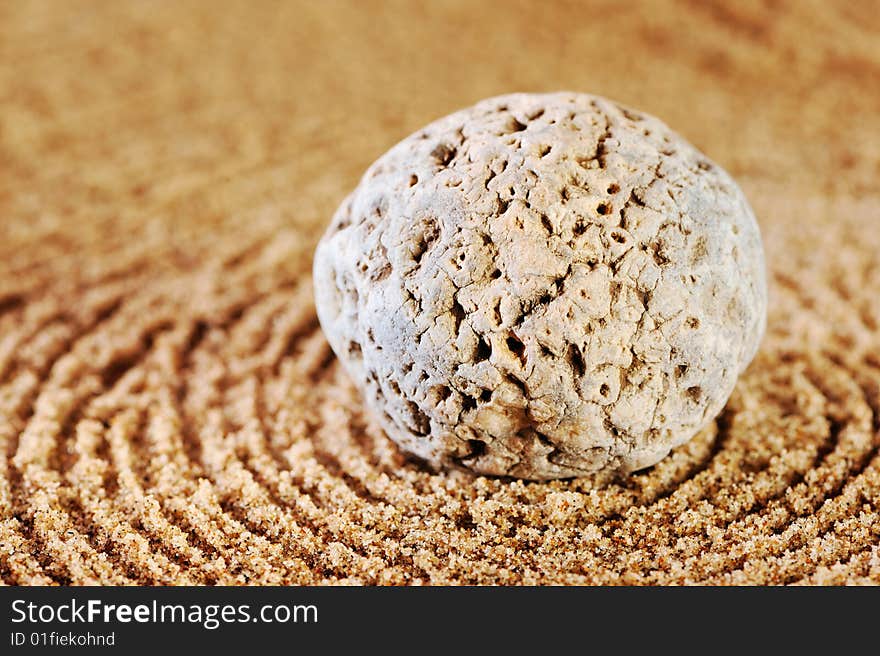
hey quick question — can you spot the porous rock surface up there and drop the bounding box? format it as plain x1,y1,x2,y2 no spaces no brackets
313,92,767,480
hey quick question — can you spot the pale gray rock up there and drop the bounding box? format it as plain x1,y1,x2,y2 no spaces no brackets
313,92,767,480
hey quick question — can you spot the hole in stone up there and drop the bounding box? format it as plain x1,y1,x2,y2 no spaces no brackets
490,268,502,279
409,174,418,186
629,189,646,208
541,214,553,234
597,202,611,215
347,341,362,357
405,400,430,435
607,183,620,194
506,333,526,364
431,143,457,166
538,144,551,157
567,343,585,378
508,117,527,132
462,395,477,412
479,388,492,402
573,221,587,236
686,386,702,402
610,230,627,244
412,217,439,265
686,317,700,329
596,142,608,168
371,263,391,282
528,108,545,120
599,383,610,397
433,385,452,402
467,439,487,458
451,298,466,333
475,336,492,362
505,374,527,395
676,364,688,378
651,246,670,266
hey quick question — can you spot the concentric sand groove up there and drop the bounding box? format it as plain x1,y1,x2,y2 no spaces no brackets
5,185,876,585
1,1,879,585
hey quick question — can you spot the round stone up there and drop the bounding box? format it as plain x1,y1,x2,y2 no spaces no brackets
313,92,767,480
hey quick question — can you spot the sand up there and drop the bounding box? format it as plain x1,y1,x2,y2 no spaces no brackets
0,0,878,585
